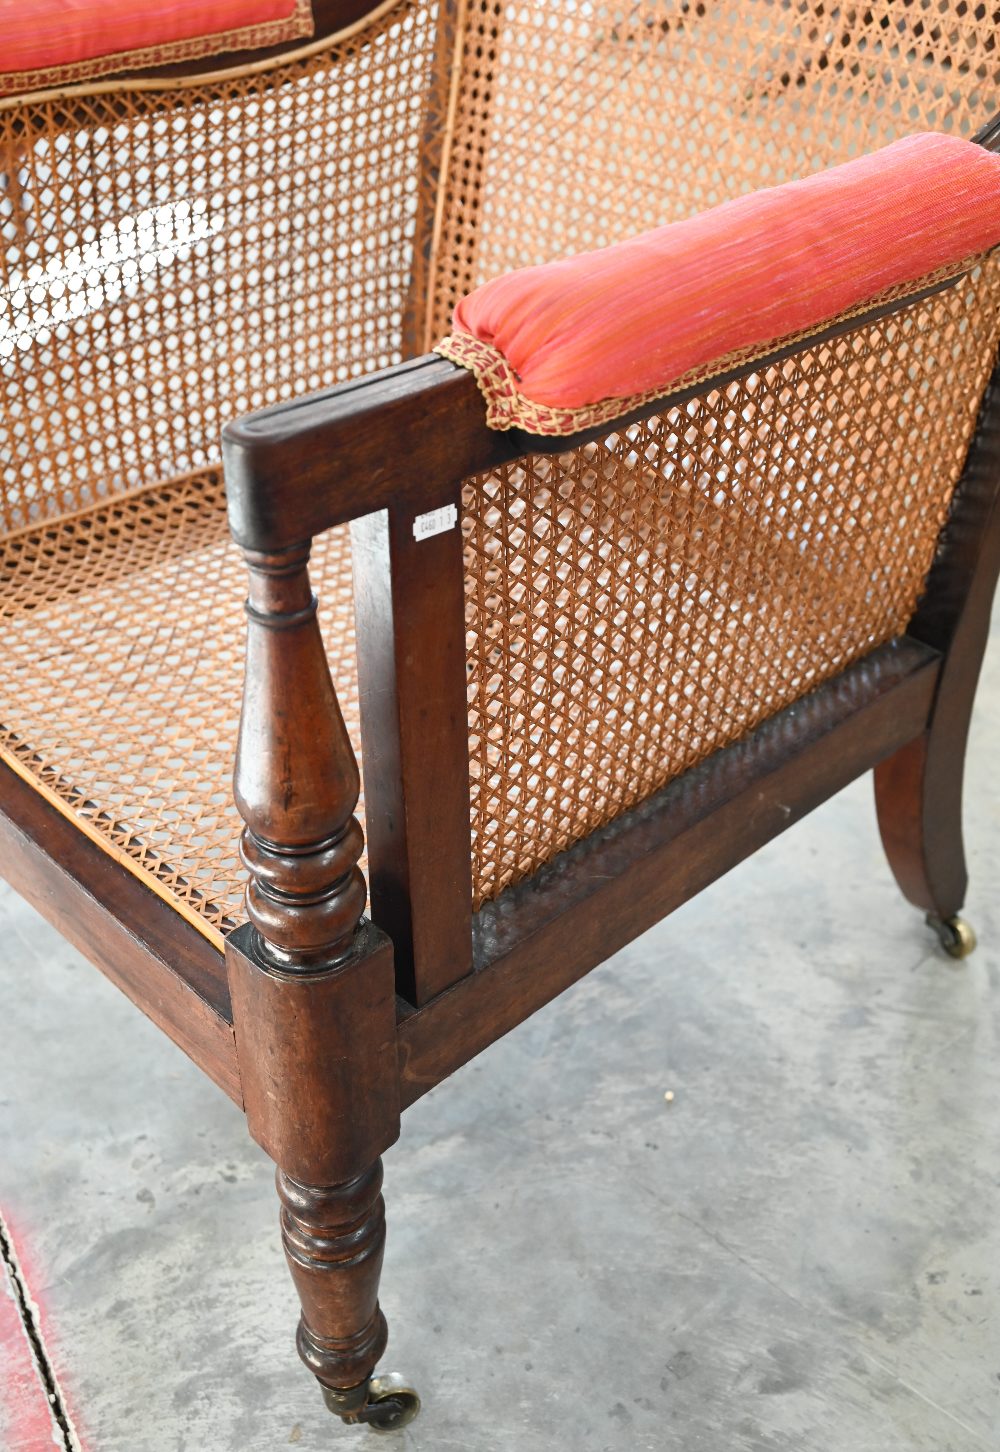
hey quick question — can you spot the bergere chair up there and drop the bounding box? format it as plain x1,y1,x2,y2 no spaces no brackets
4,0,1000,1434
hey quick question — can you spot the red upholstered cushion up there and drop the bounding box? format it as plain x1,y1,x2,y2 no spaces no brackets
437,133,1000,434
0,0,313,96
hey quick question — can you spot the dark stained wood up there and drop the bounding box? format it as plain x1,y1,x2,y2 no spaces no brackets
876,734,957,915
278,1163,388,1403
222,269,968,553
352,501,473,1005
0,760,240,1104
224,355,510,549
875,362,1000,918
226,539,401,1406
396,638,941,1106
228,922,399,1182
232,544,367,967
972,108,1000,150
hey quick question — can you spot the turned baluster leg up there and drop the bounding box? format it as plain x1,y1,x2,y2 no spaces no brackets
278,1165,388,1420
224,544,417,1429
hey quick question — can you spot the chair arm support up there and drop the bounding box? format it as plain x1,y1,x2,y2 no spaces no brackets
226,538,401,1180
233,542,366,968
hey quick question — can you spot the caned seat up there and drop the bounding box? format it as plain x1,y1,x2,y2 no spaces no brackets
0,469,361,946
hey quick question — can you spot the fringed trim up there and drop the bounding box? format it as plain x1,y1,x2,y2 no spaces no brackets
435,254,984,437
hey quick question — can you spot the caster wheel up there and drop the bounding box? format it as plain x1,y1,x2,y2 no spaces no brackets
926,913,977,960
360,1374,421,1434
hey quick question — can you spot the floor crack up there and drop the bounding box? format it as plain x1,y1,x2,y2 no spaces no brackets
0,1209,81,1452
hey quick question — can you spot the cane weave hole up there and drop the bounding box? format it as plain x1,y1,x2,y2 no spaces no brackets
0,473,363,945
462,262,1000,908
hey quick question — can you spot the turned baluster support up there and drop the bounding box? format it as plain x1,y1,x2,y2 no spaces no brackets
233,544,366,967
224,543,409,1426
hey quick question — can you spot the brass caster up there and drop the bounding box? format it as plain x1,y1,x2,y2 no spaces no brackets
926,913,977,961
321,1374,421,1433
360,1374,421,1434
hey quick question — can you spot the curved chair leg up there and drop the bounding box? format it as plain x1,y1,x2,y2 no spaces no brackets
874,727,977,958
875,361,1000,960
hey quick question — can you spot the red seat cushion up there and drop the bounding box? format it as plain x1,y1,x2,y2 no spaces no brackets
437,133,1000,435
0,0,313,96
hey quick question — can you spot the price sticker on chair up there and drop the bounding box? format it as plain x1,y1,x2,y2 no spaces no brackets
413,504,458,541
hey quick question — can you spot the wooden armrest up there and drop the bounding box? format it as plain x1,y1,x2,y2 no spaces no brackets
223,356,506,549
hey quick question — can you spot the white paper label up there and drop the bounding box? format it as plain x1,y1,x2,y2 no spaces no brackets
412,504,458,541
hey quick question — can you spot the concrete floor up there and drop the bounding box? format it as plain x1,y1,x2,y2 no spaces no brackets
3,635,1000,1452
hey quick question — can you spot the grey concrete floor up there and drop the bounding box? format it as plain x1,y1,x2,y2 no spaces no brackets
3,630,1000,1452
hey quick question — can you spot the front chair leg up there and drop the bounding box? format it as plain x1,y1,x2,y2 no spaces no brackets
279,1164,387,1407
278,1163,418,1429
226,539,415,1429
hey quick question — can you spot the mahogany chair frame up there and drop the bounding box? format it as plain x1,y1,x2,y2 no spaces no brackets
3,9,1000,1422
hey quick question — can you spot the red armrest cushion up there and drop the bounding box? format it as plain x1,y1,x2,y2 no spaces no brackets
0,0,313,96
436,133,1000,435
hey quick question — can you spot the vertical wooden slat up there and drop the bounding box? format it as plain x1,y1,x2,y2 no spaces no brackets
352,492,473,1005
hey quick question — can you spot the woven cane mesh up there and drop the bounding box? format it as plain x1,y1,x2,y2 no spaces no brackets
0,3,441,943
427,0,1000,343
439,0,1000,905
463,261,1000,908
0,0,443,533
4,0,1000,941
0,472,362,946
